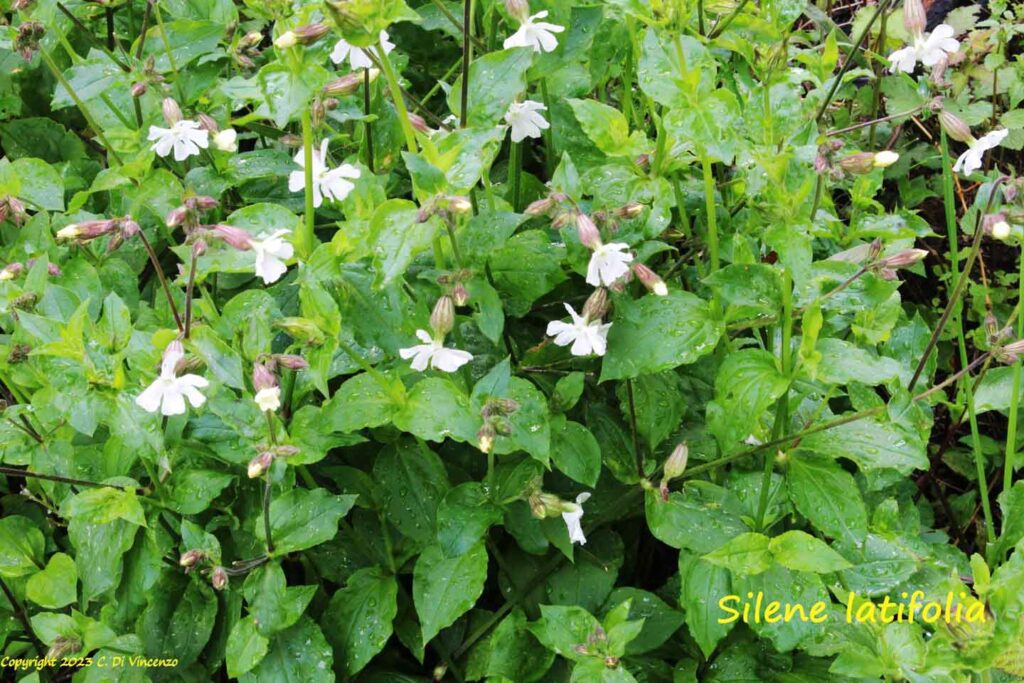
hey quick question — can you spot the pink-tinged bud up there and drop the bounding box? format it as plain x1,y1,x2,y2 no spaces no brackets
430,295,456,337
293,22,329,44
196,113,219,133
408,111,430,134
274,444,300,458
47,263,62,277
46,637,81,661
192,239,207,257
452,282,470,306
56,219,116,242
551,211,573,229
279,134,303,147
576,213,602,249
903,0,927,36
983,213,1011,240
663,442,689,480
939,111,973,144
999,339,1024,363
616,202,644,219
247,450,274,478
274,354,309,370
130,81,148,97
447,196,472,214
879,248,928,268
930,55,951,87
190,195,219,211
7,197,26,227
210,566,228,590
240,31,263,49
162,97,182,126
179,549,205,568
582,287,609,321
634,154,650,169
867,238,884,261
477,423,495,454
0,263,24,281
323,72,365,96
504,0,530,21
12,0,34,10
528,493,547,519
525,196,555,216
252,362,277,392
166,206,188,228
211,224,253,251
632,263,668,296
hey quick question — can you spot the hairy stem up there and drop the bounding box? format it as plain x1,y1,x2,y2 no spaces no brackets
298,108,316,257
135,229,183,332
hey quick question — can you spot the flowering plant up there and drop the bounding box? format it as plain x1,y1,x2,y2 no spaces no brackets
1,0,1024,680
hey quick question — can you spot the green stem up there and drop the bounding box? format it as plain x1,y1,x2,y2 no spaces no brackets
756,268,792,530
363,69,375,173
377,41,418,154
701,155,719,273
627,379,643,479
509,140,522,212
135,228,183,332
460,0,473,128
39,48,123,165
539,77,556,177
1005,244,1024,495
152,1,184,100
298,109,316,257
814,0,891,123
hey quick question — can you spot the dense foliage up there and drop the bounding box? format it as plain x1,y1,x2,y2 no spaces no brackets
1,0,1024,680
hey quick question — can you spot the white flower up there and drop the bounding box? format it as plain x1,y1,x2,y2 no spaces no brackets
213,128,238,152
952,129,1009,176
136,341,209,416
586,242,633,287
888,23,959,74
873,150,899,168
503,10,564,53
148,120,209,161
399,329,473,372
288,139,361,208
249,229,294,285
992,220,1011,240
504,100,549,143
546,303,612,357
330,30,394,70
255,387,281,412
561,492,591,545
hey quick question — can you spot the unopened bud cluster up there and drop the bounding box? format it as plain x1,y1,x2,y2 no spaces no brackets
658,442,688,501
247,444,301,478
477,397,519,453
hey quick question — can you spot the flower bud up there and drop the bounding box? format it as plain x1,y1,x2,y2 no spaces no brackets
274,354,309,370
663,442,689,480
179,549,206,568
274,30,297,49
873,150,899,168
47,262,62,277
551,211,574,230
998,339,1024,363
247,450,274,478
867,237,884,262
323,72,365,96
162,97,182,126
504,0,530,21
47,636,81,660
576,213,602,249
210,566,228,590
838,152,876,174
56,219,118,242
130,81,150,98
878,248,928,268
197,113,219,133
252,362,278,392
939,111,973,144
408,111,431,134
255,387,281,412
525,196,555,216
528,493,546,519
902,0,926,35
632,263,668,296
983,213,1011,240
581,287,609,322
211,224,253,251
452,282,470,306
615,202,644,219
165,206,188,228
0,263,24,281
213,128,238,152
477,423,496,453
430,295,456,337
447,196,472,214
191,239,207,258
274,444,300,458
294,23,329,44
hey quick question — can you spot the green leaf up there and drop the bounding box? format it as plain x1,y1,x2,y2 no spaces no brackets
603,588,684,655
323,371,406,432
241,616,334,683
787,455,868,543
644,487,747,554
479,610,555,682
812,338,902,386
11,158,64,210
528,604,601,662
436,482,502,557
568,98,648,157
974,366,1024,413
67,518,138,601
702,532,773,576
393,377,478,444
413,541,488,644
552,372,586,412
704,264,781,322
189,325,245,389
26,553,77,609
241,563,317,636
550,417,602,487
257,62,332,127
678,552,734,658
616,371,686,450
601,291,723,381
0,515,44,577
226,617,269,679
798,417,927,474
489,231,569,317
708,349,790,445
323,567,398,677
370,199,440,287
373,439,450,546
138,574,218,668
61,487,147,527
256,488,357,556
164,469,234,515
134,19,225,70
450,48,533,127
993,482,1024,559
768,530,852,573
